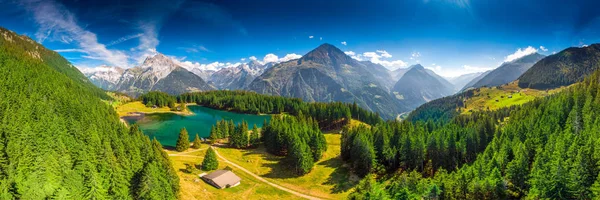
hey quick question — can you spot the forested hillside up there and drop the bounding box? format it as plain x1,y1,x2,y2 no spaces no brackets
0,27,178,199
519,44,600,89
347,70,600,199
178,90,383,128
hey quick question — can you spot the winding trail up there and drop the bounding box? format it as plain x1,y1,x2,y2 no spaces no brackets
168,148,206,156
187,146,323,200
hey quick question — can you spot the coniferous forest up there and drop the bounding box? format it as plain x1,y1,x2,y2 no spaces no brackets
178,91,382,127
347,71,600,199
2,2,600,198
0,28,179,198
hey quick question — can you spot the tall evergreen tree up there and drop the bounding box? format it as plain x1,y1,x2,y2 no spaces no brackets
202,148,219,171
175,128,190,152
250,124,260,147
193,134,202,149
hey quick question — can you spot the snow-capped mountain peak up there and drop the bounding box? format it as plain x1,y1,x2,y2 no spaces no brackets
139,53,180,80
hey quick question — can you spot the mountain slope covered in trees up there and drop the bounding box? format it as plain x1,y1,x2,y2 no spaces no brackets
347,69,600,199
0,27,179,199
519,44,600,89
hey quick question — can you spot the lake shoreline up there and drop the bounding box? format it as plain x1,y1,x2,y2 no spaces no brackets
125,105,271,147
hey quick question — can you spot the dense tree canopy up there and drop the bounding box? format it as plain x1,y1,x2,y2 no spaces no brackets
348,70,600,199
261,115,327,175
0,27,178,199
140,91,177,108
178,91,382,128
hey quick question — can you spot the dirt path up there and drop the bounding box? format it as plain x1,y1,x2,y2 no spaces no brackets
210,146,323,200
168,148,206,156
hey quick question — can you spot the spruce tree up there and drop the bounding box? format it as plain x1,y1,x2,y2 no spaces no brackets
192,134,202,149
175,128,190,152
250,124,260,147
202,148,219,171
209,125,218,144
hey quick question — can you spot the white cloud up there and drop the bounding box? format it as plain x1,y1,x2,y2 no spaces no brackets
178,45,210,53
376,50,392,58
427,64,494,78
263,54,279,63
257,53,301,64
504,46,538,62
319,37,322,41
345,51,363,61
240,58,246,61
25,0,130,67
341,41,347,46
360,51,407,70
171,56,241,72
410,52,421,60
309,35,314,39
249,56,257,61
107,33,143,47
582,44,589,48
54,49,88,53
539,46,548,52
279,53,301,62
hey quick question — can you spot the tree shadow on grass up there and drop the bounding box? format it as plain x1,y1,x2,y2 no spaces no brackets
236,147,303,179
318,157,358,194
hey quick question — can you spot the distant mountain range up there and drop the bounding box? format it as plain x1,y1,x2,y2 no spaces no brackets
80,65,124,91
247,43,408,119
79,43,490,119
463,53,545,90
210,60,271,90
447,72,486,91
391,64,456,109
519,44,600,89
81,54,215,97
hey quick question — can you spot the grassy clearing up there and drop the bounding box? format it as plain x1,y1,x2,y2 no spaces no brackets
115,101,194,117
166,144,301,200
460,81,565,114
217,133,358,200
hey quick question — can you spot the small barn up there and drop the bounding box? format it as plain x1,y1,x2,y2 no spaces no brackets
201,170,241,189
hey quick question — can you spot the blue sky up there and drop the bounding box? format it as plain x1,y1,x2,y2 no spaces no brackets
1,0,600,77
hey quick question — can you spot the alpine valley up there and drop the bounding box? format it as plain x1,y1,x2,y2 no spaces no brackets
3,0,600,199
83,43,481,119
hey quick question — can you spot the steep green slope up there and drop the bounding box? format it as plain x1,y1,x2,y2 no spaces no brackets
519,44,600,89
349,70,600,199
0,27,109,100
0,28,178,199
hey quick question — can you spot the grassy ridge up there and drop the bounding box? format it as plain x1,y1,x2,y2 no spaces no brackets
460,81,565,114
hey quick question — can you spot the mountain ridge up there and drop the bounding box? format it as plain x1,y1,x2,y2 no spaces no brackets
247,43,407,119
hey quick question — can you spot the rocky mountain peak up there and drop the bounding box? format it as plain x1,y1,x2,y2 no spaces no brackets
299,43,353,65
139,53,180,80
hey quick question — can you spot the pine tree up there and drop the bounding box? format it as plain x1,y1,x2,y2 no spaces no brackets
202,148,219,171
192,134,202,149
175,128,190,152
250,124,260,147
209,125,218,144
289,137,314,175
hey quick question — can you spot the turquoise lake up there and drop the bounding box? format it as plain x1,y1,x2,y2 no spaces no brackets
124,106,271,147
